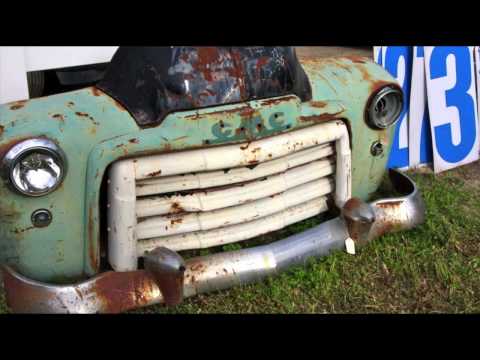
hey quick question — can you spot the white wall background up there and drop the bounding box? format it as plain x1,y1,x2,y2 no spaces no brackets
0,46,118,104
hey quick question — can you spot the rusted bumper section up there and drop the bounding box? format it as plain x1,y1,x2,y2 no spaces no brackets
1,169,424,314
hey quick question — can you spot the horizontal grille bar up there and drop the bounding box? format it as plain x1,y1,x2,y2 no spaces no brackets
135,144,334,196
135,157,335,217
136,177,334,239
137,195,330,254
132,121,348,180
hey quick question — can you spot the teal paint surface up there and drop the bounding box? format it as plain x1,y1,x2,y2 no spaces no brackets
0,57,398,282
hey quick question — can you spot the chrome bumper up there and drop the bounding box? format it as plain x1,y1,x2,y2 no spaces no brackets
1,169,425,314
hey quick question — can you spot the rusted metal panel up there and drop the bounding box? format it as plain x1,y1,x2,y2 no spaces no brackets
97,47,312,127
0,88,139,282
298,56,397,200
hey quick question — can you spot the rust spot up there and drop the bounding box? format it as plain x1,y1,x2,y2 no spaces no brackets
2,267,56,313
76,112,100,126
91,87,103,96
299,111,343,123
258,95,297,107
9,100,27,110
67,101,75,107
170,202,185,214
129,138,139,144
13,226,35,234
378,129,390,145
0,125,4,137
370,80,395,95
371,218,405,238
190,263,205,272
74,287,84,301
187,104,257,120
239,106,256,118
240,142,251,150
51,114,65,122
170,218,183,226
147,170,162,177
88,207,99,272
184,112,201,120
343,197,364,213
342,55,369,64
235,127,245,136
194,47,222,82
256,56,269,70
309,101,328,108
376,200,403,208
94,270,158,313
357,65,372,82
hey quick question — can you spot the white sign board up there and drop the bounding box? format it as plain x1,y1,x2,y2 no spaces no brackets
424,46,479,173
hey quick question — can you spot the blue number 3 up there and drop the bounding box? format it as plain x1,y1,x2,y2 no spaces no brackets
430,47,477,163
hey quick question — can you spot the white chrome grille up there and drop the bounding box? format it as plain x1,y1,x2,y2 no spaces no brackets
108,121,351,271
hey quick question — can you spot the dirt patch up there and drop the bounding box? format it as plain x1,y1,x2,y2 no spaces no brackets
444,161,480,190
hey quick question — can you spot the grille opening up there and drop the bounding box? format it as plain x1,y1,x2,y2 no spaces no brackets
158,201,336,263
98,169,113,271
102,155,336,271
107,121,351,272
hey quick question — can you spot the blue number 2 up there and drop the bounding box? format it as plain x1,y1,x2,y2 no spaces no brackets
430,47,477,163
385,47,412,168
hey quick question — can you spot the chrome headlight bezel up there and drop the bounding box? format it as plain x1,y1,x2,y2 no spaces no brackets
366,85,404,129
1,138,67,197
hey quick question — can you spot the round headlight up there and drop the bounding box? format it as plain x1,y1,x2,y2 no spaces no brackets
366,86,403,129
1,138,66,196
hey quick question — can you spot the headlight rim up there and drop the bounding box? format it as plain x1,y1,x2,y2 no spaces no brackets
365,84,404,130
1,138,67,197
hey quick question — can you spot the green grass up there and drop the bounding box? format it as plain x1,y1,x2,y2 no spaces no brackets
1,166,480,314
0,289,8,314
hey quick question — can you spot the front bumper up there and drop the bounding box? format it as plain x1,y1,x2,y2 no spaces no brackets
1,169,425,314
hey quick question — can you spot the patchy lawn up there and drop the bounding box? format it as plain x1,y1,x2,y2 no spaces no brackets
1,163,480,314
